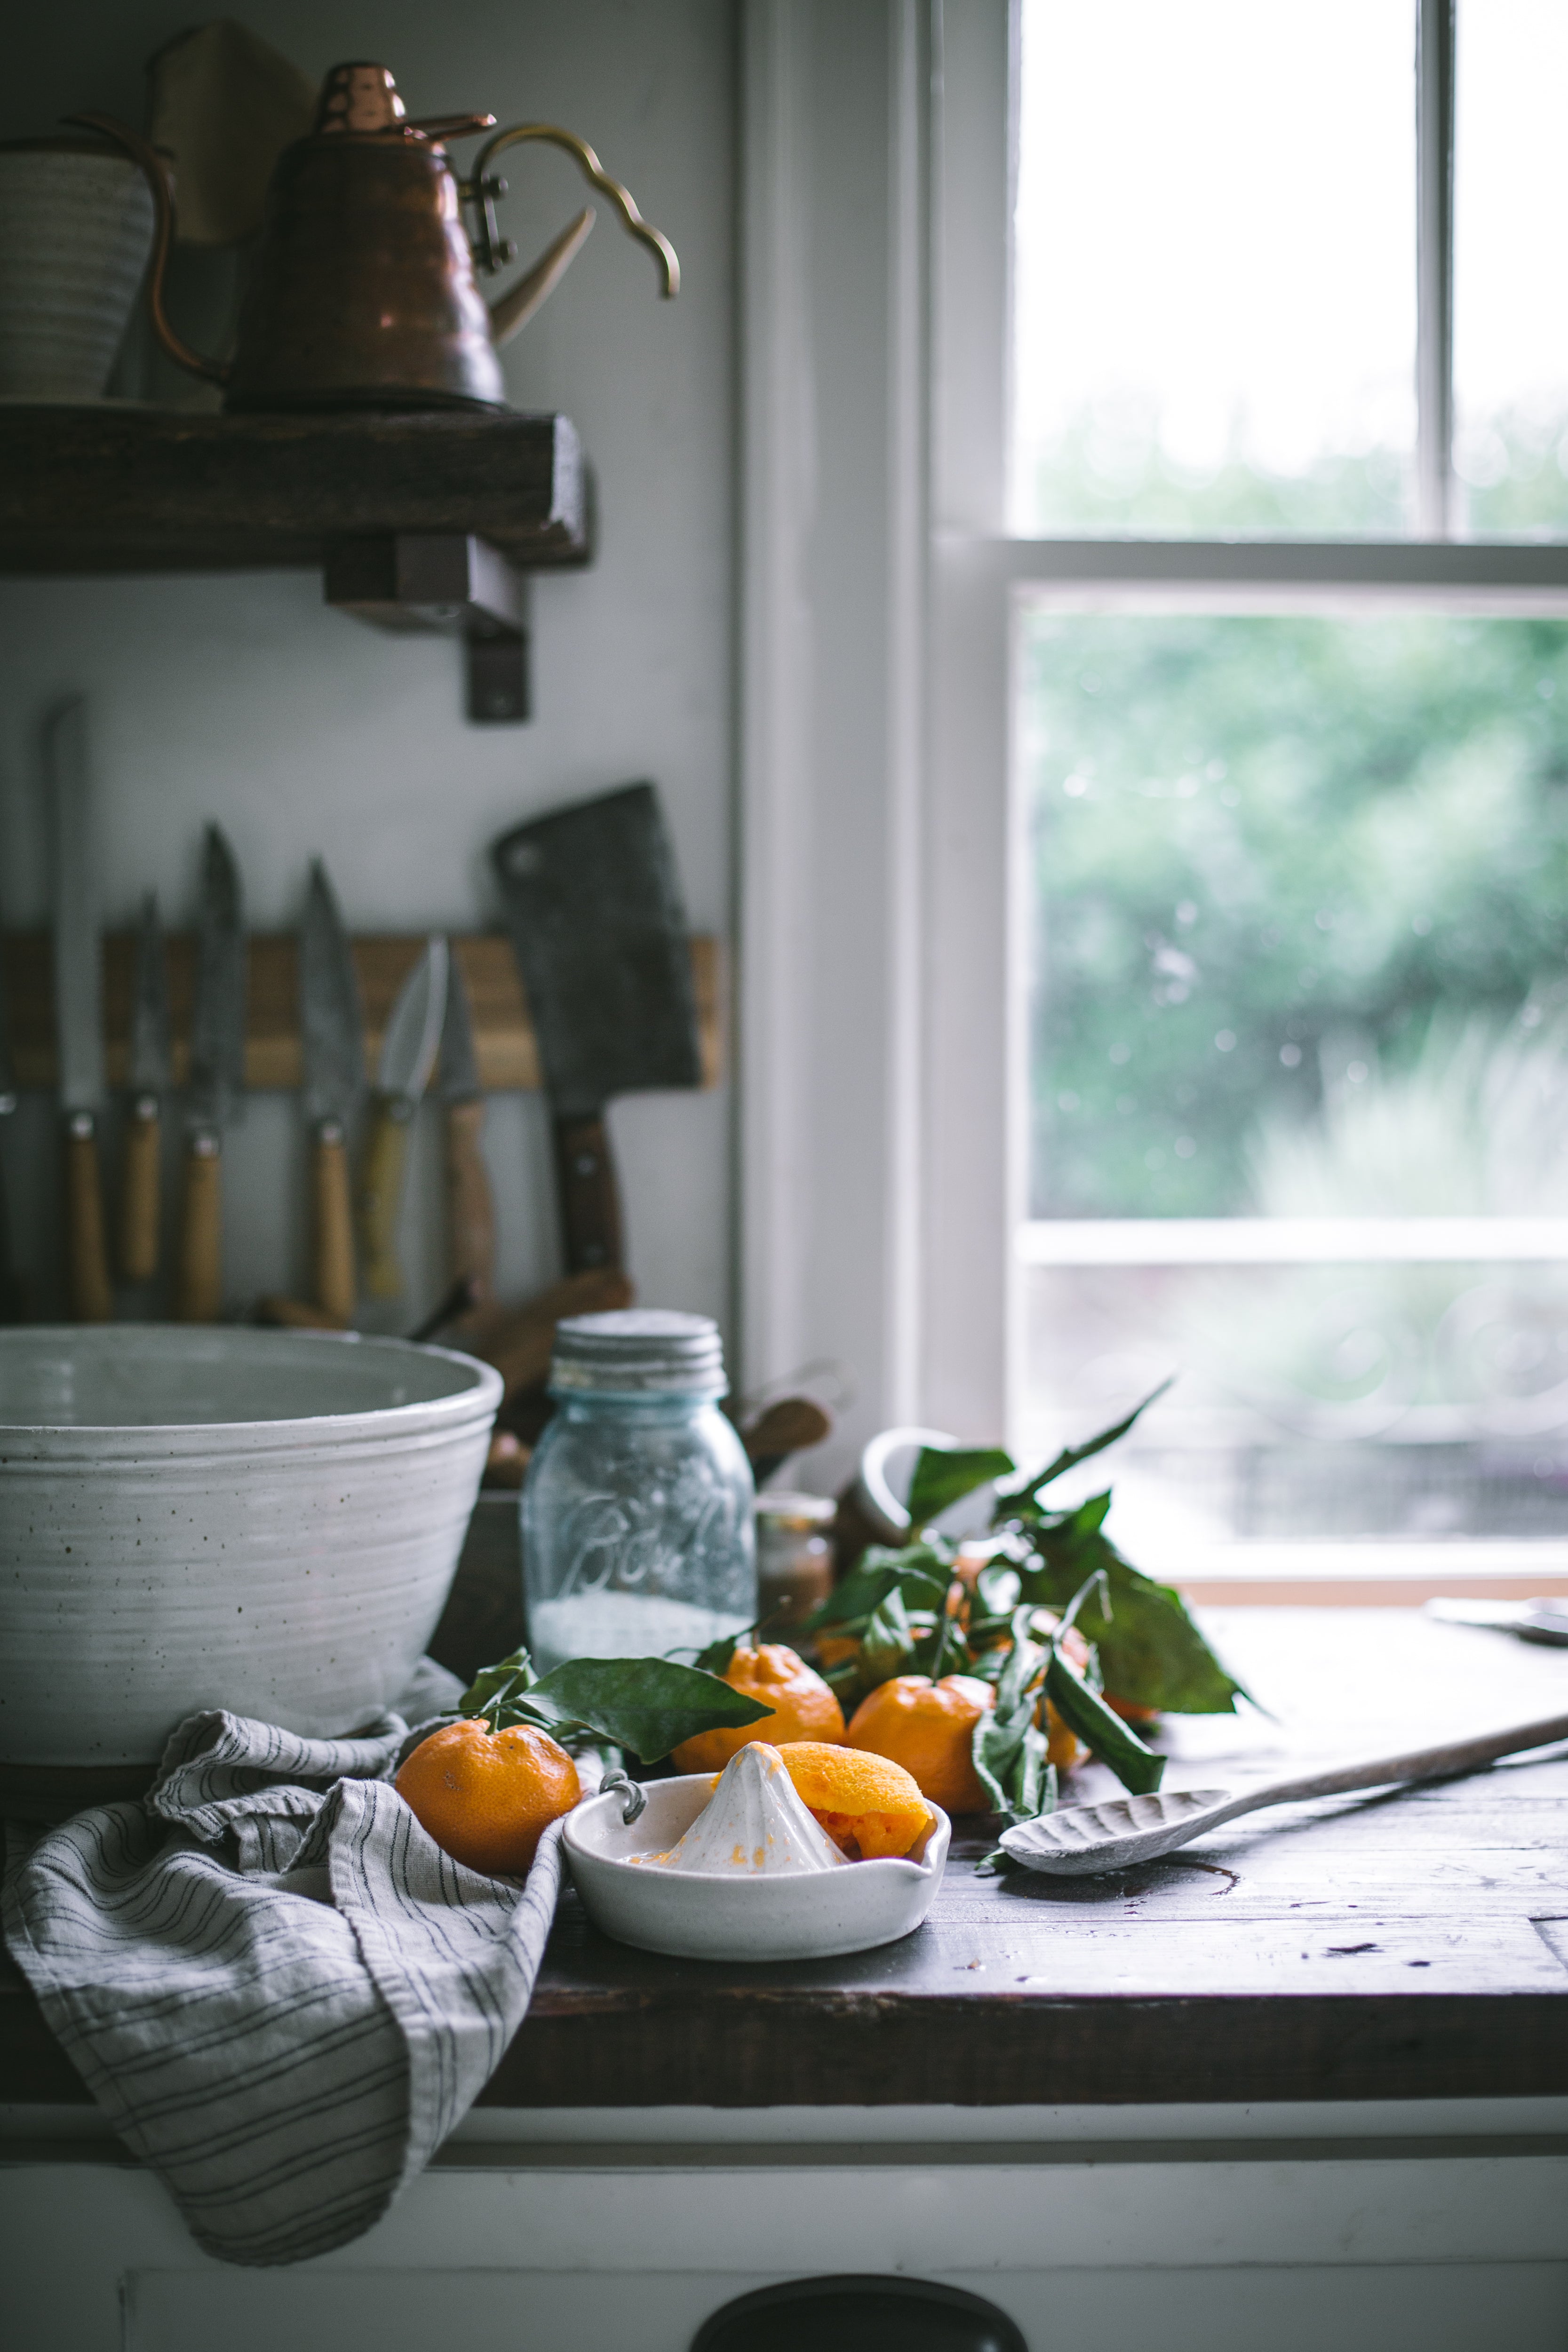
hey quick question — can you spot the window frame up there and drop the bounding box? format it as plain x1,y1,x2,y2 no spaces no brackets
738,0,1568,1508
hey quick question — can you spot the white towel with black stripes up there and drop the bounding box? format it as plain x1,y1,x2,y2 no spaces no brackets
1,1662,565,2268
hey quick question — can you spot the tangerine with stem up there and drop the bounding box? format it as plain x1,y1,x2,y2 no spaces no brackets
395,1717,581,1876
844,1673,996,1813
671,1642,844,1772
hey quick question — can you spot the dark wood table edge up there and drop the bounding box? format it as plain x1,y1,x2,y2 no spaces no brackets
8,1982,1566,2111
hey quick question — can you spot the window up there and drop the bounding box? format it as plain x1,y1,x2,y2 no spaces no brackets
1001,2,1568,1592
737,0,1568,1570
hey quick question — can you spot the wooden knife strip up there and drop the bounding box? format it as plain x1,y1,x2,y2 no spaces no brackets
1,933,722,1095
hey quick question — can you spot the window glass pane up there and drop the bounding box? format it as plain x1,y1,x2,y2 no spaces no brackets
1021,1254,1568,1560
1454,0,1568,537
1012,0,1417,539
1020,609,1568,1558
1027,611,1568,1216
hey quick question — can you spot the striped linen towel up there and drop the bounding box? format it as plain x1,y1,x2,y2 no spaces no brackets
1,1664,566,2267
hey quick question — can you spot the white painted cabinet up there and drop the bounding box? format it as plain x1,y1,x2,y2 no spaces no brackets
6,2100,1567,2352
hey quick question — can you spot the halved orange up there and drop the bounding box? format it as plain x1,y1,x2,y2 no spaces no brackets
777,1739,934,1859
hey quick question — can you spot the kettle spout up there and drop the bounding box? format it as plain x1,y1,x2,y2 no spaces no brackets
489,207,595,347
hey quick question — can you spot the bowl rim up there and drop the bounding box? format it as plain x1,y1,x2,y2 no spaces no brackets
0,1325,503,1438
564,1770,951,1886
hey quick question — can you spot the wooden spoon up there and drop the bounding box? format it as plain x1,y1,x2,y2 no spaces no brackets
999,1708,1568,1877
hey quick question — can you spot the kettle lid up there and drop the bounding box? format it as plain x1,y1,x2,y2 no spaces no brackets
310,61,495,146
314,61,406,135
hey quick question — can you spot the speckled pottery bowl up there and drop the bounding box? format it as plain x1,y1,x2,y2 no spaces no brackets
0,1327,501,1779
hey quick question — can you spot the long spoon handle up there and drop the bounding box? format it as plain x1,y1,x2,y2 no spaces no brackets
1208,1708,1568,1830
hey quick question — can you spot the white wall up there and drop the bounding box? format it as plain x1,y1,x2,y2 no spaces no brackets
0,0,736,1338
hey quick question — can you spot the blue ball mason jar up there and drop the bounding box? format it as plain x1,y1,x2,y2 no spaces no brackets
522,1310,757,1670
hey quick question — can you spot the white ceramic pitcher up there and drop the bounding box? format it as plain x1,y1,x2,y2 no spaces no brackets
0,133,157,400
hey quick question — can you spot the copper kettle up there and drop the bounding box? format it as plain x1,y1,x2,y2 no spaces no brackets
73,61,678,413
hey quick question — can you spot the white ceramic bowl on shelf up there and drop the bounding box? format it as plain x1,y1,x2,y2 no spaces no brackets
565,1772,951,1962
0,1327,501,1772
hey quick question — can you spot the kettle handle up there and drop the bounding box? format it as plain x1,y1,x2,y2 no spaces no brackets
462,123,679,347
66,113,231,389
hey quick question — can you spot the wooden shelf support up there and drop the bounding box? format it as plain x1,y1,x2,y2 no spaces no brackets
0,405,586,722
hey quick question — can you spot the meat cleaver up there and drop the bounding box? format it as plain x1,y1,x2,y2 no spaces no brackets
491,782,701,1273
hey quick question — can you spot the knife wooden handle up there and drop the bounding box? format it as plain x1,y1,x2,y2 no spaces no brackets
176,1134,222,1322
445,1097,495,1304
357,1099,411,1301
119,1096,161,1283
313,1123,357,1323
64,1115,113,1322
552,1112,623,1275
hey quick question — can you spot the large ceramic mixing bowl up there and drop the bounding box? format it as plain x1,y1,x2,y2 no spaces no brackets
0,1327,502,1779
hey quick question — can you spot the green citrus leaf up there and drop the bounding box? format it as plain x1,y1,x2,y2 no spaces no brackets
460,1646,539,1720
861,1586,918,1685
1009,1382,1172,1509
907,1445,1016,1531
523,1656,773,1763
1019,1539,1248,1714
1045,1647,1165,1796
798,1542,952,1633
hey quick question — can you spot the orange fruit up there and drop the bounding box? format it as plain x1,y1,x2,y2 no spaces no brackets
813,1633,861,1671
394,1717,580,1876
844,1673,995,1813
777,1739,934,1859
671,1642,845,1773
1042,1696,1083,1772
1106,1692,1158,1725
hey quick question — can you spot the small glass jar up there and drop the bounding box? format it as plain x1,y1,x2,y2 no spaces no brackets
522,1310,756,1670
756,1490,836,1631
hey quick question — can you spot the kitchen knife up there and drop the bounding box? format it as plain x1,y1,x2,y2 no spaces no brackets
437,947,496,1308
299,858,366,1322
120,890,171,1285
490,782,701,1273
356,934,447,1299
177,826,246,1322
0,907,23,1323
44,697,112,1322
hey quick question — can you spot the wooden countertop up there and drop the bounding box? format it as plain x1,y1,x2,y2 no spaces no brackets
6,1609,1567,2110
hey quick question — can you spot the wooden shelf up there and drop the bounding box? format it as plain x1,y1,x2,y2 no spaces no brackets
1,932,720,1094
0,406,588,575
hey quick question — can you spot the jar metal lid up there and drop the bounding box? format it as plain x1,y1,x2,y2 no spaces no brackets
549,1308,727,1395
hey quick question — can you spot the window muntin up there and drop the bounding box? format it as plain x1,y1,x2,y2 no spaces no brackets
1453,0,1568,536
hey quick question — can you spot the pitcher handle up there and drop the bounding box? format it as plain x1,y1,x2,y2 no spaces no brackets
66,113,231,389
462,122,679,347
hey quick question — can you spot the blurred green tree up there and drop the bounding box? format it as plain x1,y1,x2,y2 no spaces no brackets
1027,610,1568,1216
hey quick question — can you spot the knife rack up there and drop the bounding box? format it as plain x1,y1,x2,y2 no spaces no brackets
0,932,721,1094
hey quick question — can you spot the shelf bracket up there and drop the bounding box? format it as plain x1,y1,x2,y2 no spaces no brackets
323,533,531,724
